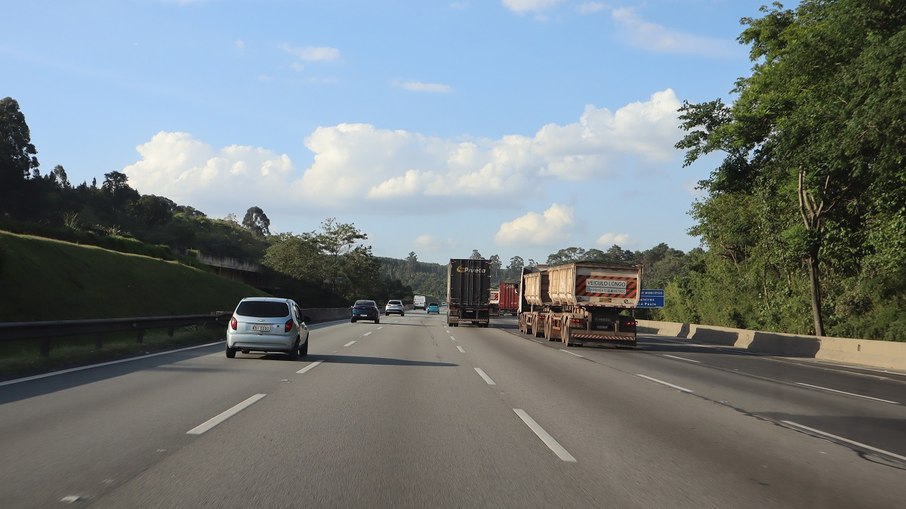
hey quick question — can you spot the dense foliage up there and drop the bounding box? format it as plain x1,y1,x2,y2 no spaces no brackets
673,0,906,340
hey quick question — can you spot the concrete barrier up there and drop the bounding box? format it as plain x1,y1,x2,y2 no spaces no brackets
301,307,350,323
637,319,906,372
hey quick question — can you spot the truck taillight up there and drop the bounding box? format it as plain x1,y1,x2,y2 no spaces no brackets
230,317,237,330
285,319,293,332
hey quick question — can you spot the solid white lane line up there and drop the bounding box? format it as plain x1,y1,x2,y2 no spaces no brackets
457,346,466,353
187,394,266,435
662,354,701,364
344,340,357,347
560,349,584,358
796,382,899,405
0,341,224,387
513,409,577,463
363,331,374,337
296,360,323,374
782,420,906,462
474,368,497,386
637,374,694,393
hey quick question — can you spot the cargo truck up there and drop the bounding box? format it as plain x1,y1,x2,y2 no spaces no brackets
489,288,500,317
447,258,491,327
518,263,642,347
498,281,519,316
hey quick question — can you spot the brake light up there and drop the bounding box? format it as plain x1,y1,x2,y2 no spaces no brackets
285,319,293,332
230,317,237,330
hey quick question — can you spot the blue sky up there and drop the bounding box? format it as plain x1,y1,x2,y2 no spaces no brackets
2,0,780,265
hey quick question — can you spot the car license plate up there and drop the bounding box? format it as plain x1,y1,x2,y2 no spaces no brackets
251,324,271,332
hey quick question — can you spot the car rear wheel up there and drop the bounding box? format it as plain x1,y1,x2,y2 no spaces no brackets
226,345,236,358
300,338,309,357
375,318,380,324
287,339,300,361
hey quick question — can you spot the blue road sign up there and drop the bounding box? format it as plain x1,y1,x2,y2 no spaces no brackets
637,289,665,308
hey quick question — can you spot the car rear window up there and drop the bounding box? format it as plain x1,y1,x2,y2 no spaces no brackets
236,301,289,318
355,300,376,307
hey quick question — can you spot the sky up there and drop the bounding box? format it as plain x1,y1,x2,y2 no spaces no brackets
1,0,781,265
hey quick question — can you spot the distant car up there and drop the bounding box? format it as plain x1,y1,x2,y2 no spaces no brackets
385,299,405,316
426,302,440,314
226,297,309,359
351,299,380,323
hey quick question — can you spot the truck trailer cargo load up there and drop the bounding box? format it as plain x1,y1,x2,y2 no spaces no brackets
447,258,491,327
497,281,519,316
518,262,641,347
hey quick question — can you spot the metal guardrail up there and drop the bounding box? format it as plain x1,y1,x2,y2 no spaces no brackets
0,312,232,357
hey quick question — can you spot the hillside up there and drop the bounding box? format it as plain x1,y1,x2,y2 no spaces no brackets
0,230,269,322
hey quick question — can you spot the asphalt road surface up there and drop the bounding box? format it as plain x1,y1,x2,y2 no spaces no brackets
1,311,905,508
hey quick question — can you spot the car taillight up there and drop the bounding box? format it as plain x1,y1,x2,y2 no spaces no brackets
285,319,293,332
230,317,237,330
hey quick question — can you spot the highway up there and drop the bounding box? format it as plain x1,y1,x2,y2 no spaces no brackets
1,311,905,508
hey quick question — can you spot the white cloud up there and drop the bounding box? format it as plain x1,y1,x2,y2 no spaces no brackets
495,204,576,246
395,81,454,93
122,90,682,215
596,233,630,247
414,234,453,251
279,43,341,62
502,0,565,13
612,7,740,58
234,39,246,52
123,131,295,214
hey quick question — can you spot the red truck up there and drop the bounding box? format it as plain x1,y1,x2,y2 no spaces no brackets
497,282,519,316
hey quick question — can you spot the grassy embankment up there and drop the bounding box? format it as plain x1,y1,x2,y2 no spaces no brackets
0,230,269,379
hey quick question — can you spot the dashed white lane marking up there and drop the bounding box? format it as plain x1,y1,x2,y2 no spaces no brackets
345,340,358,347
450,336,457,341
637,374,694,393
187,394,266,435
457,346,466,353
782,420,906,462
60,495,83,503
474,368,497,386
363,331,374,337
559,349,583,358
796,382,899,405
377,326,384,330
662,354,701,364
296,360,323,375
513,409,577,462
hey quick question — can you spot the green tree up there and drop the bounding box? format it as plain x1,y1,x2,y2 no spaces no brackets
242,206,271,237
0,97,40,216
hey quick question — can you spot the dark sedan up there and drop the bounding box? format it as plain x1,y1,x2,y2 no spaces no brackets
351,299,380,324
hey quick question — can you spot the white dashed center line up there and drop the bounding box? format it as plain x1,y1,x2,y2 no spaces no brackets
637,374,694,393
662,354,701,364
187,394,266,435
344,340,357,347
474,367,497,385
296,360,323,374
513,409,577,462
796,382,899,405
457,346,466,353
782,420,906,462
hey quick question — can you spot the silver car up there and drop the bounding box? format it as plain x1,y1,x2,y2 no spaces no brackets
384,299,405,316
226,297,310,359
